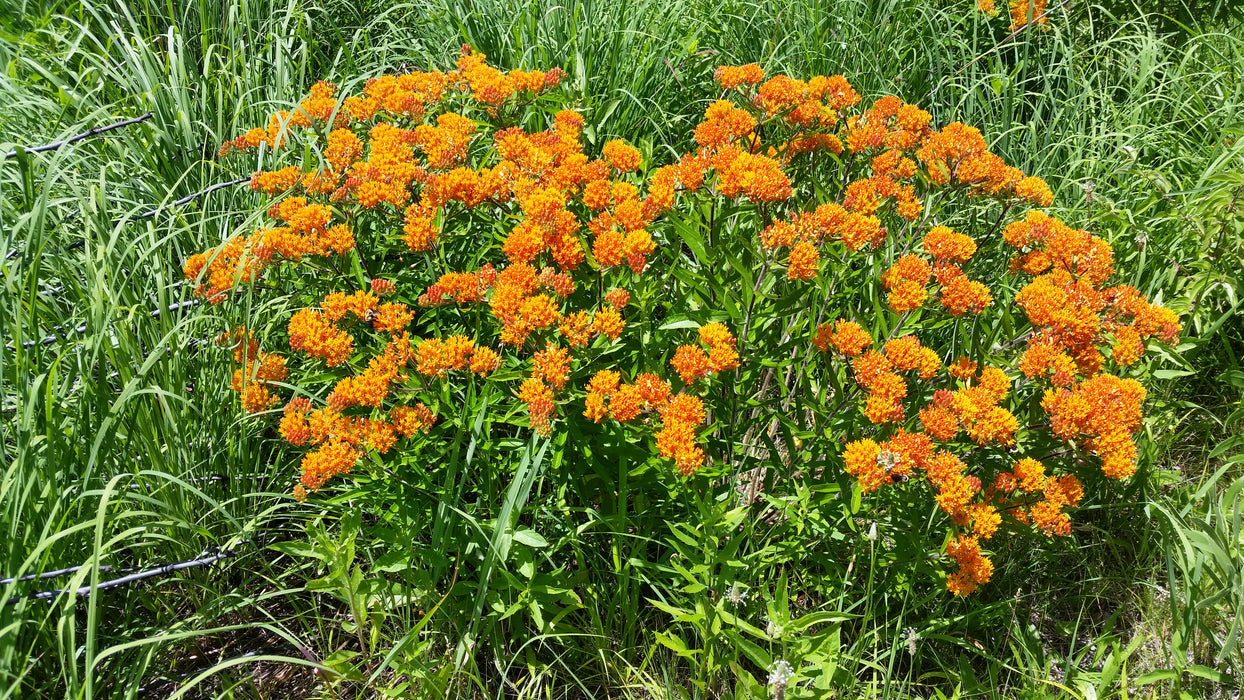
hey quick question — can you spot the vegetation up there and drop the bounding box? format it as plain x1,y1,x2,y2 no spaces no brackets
0,0,1240,697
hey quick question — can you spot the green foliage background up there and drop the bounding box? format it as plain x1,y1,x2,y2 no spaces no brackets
0,0,1241,697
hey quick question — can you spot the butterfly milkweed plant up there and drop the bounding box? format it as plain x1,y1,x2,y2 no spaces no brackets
186,48,1180,602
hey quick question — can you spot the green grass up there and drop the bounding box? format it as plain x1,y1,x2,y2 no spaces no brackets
0,0,1241,697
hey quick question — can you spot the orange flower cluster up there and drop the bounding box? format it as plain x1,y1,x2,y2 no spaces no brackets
938,368,1019,446
280,396,435,491
713,64,861,139
418,265,496,306
183,197,355,303
669,323,739,384
918,122,1052,206
519,377,557,436
182,237,264,304
218,328,290,413
945,535,993,597
882,255,931,314
878,228,994,317
582,366,705,474
1008,0,1050,30
760,203,883,261
838,334,942,425
839,418,1034,597
196,55,1181,605
1007,211,1179,383
999,210,1179,480
656,393,708,475
813,320,872,356
413,335,499,379
990,457,1084,536
199,49,573,305
828,304,1149,595
581,328,725,476
455,47,566,109
713,63,765,91
287,308,355,367
1043,374,1146,478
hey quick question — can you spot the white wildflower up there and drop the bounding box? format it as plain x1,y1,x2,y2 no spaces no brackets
765,618,785,639
768,659,795,687
904,627,920,656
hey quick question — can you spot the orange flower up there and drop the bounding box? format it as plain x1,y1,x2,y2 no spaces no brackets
373,303,413,333
787,240,819,280
469,346,502,376
636,373,671,409
697,323,733,348
1043,374,1145,479
707,343,739,373
532,342,572,390
814,320,872,356
1009,0,1049,30
559,310,593,347
392,404,436,437
604,288,630,308
660,393,706,427
609,384,644,422
287,309,353,367
920,405,959,441
713,64,765,90
602,139,642,172
671,345,710,384
921,226,976,263
299,439,359,491
851,351,893,390
842,439,886,493
588,370,621,396
519,294,561,330
882,255,931,314
584,391,608,422
518,377,556,436
947,356,977,380
656,421,705,476
945,534,993,597
940,275,992,315
1011,457,1046,492
592,307,625,341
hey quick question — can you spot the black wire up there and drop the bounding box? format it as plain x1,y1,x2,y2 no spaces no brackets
6,176,250,260
63,176,251,252
2,112,154,160
1,537,267,606
8,299,202,350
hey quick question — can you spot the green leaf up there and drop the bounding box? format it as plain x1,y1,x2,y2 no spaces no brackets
1153,369,1194,379
268,540,320,560
1186,665,1233,684
513,528,548,548
655,631,699,659
372,550,412,573
724,630,772,669
1132,669,1178,686
647,597,694,621
658,319,702,330
789,611,854,631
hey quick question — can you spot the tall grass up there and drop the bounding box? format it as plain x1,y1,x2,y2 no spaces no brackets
0,0,1240,696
